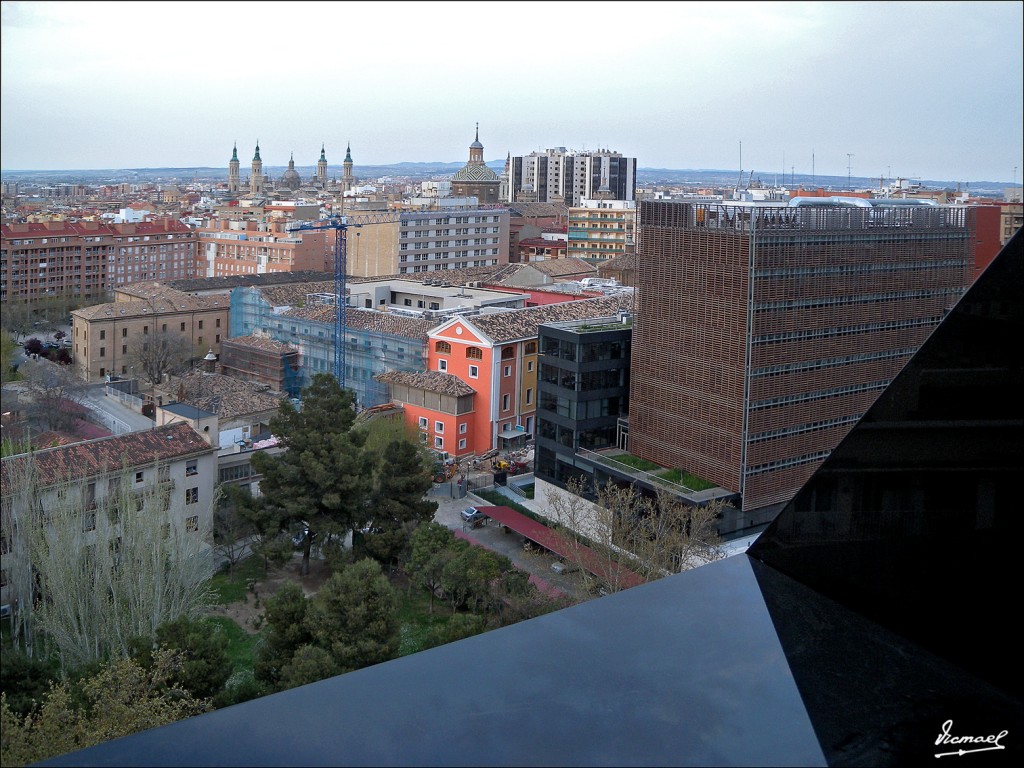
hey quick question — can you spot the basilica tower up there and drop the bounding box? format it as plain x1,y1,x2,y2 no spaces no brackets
228,143,240,193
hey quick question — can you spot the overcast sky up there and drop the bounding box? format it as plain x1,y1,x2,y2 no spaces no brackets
2,1,1022,182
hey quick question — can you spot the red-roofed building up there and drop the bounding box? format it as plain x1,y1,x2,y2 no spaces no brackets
1,218,198,306
1,422,219,608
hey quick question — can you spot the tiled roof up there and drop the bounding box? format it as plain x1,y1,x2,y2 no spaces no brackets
374,370,476,397
506,202,570,219
281,305,436,340
72,290,229,320
524,257,597,277
467,295,633,344
598,252,636,271
161,270,334,294
221,335,298,353
1,423,213,489
1,221,116,239
159,370,285,420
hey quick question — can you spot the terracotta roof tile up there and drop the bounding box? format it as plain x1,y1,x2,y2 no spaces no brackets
1,423,213,489
374,370,476,397
467,295,633,344
159,370,286,419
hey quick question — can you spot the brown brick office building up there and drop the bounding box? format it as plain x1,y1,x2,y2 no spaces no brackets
629,200,975,527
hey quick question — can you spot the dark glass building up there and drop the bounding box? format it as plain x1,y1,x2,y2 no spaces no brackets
535,314,632,490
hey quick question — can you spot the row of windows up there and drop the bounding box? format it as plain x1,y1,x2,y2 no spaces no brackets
751,347,917,378
540,365,625,391
754,315,944,345
746,449,832,477
750,379,889,411
754,257,967,279
755,287,963,313
748,413,862,444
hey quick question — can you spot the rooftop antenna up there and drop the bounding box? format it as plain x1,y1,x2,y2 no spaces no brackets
846,153,854,190
737,140,743,191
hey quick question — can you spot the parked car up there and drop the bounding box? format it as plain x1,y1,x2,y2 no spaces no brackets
550,560,579,575
461,506,487,524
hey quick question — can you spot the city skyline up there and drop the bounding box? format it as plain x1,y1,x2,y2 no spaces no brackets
2,1,1022,183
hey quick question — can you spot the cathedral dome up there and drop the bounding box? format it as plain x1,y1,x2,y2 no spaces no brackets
281,154,301,190
452,163,498,182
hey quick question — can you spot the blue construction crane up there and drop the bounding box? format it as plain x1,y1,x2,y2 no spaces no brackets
286,216,352,388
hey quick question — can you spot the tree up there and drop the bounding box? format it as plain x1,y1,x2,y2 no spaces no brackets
0,301,34,343
408,522,457,614
0,649,56,719
361,438,437,566
253,582,312,690
213,486,257,570
251,373,374,575
131,616,231,701
126,329,194,385
0,651,209,767
1,455,217,670
303,559,399,674
545,478,725,594
18,357,88,433
23,337,43,356
0,332,18,385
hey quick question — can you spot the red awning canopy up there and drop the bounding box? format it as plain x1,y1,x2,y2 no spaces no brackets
476,506,645,590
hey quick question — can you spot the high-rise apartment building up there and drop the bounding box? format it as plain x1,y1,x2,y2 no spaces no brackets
1,219,197,306
506,149,636,207
345,208,509,277
567,199,636,261
629,200,975,527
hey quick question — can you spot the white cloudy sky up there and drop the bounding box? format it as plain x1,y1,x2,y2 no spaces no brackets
2,1,1022,182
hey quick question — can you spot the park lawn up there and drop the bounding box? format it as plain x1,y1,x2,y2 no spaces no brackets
207,556,267,605
203,614,259,672
395,578,450,656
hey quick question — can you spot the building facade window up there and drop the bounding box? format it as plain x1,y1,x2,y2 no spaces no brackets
185,487,198,505
466,346,483,360
434,436,444,449
419,416,429,429
503,365,511,377
435,340,451,354
502,393,510,411
438,359,448,372
435,421,444,434
459,422,468,434
469,364,479,378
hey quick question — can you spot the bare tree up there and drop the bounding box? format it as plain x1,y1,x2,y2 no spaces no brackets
545,478,724,595
19,358,89,433
126,330,195,385
1,454,217,671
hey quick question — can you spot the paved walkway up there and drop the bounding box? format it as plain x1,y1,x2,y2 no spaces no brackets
82,384,156,433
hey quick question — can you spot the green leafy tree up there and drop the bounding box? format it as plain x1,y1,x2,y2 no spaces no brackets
361,439,438,566
278,644,339,690
1,332,19,384
408,522,457,613
251,374,374,575
304,559,399,674
253,582,312,690
131,616,231,701
0,650,57,719
0,650,209,767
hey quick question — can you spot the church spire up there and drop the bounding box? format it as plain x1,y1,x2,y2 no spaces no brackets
344,142,353,163
231,142,238,162
253,141,261,162
320,144,327,161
